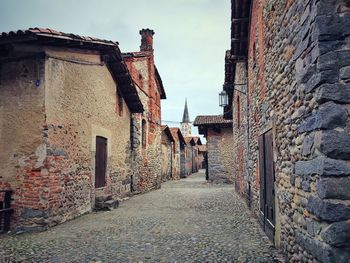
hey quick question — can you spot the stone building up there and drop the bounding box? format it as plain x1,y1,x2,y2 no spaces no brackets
184,137,195,176
123,29,166,192
197,144,207,170
221,0,350,262
0,28,144,231
191,137,203,173
169,127,186,180
161,125,174,182
194,115,233,183
198,145,207,169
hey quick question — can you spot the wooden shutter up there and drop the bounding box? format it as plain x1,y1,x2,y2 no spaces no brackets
95,136,107,188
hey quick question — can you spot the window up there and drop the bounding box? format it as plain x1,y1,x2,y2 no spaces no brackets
142,119,147,148
117,88,123,116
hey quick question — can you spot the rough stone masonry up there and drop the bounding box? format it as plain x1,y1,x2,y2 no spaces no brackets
228,0,350,262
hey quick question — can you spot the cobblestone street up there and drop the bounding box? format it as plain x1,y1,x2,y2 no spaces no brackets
0,171,285,263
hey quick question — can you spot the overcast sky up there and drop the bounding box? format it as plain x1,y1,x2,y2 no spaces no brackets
0,0,230,139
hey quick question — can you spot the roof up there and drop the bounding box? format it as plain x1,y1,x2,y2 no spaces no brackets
155,66,166,99
223,0,252,119
193,115,233,127
169,127,186,144
0,27,144,113
184,137,195,146
192,136,203,146
161,125,174,142
182,99,190,123
230,0,252,61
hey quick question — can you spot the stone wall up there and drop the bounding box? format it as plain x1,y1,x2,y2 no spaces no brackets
207,128,234,183
161,132,173,182
184,143,193,176
0,48,135,231
180,145,186,178
231,0,350,261
169,129,182,180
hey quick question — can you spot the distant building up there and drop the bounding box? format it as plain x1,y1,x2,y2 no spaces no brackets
194,115,233,183
169,128,186,180
191,137,203,173
197,145,207,170
180,99,192,137
161,125,175,182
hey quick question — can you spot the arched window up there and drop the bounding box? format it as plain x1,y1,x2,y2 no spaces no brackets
142,119,147,148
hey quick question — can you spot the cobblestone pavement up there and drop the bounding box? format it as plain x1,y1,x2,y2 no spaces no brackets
0,171,286,263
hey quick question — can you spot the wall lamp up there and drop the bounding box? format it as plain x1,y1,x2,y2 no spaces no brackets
219,83,247,107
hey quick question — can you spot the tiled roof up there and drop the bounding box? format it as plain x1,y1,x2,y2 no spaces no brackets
184,137,194,145
0,27,144,113
0,27,116,46
192,136,202,145
193,115,233,126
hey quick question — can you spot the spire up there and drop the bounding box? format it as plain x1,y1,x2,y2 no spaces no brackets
182,99,190,123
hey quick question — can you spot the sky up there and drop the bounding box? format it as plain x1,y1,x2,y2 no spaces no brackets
0,0,231,139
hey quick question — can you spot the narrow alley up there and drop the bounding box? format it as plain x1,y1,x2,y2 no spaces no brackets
0,171,285,263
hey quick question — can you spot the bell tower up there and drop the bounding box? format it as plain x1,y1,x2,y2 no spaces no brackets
180,99,192,137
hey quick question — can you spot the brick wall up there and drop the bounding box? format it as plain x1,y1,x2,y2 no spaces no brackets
124,54,163,192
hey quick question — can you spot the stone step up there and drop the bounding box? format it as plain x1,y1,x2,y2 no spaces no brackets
94,198,119,211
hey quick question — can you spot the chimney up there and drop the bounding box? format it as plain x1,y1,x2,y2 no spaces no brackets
139,28,155,52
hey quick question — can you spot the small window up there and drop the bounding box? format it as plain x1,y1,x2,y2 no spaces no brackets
117,88,123,116
142,119,147,148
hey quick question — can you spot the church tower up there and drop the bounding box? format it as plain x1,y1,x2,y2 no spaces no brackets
181,99,192,137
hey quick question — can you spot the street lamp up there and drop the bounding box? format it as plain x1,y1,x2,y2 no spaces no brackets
219,89,228,107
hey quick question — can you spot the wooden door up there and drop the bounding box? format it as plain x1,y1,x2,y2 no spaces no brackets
258,129,275,241
95,136,107,188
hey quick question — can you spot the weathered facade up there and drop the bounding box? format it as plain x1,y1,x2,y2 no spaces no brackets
224,0,350,262
191,137,203,173
161,125,174,182
0,28,144,231
169,127,186,180
184,137,195,176
194,116,233,183
197,144,207,170
123,29,166,192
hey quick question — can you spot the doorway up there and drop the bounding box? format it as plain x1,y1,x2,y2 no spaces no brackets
258,129,275,242
95,136,107,188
